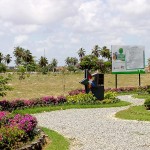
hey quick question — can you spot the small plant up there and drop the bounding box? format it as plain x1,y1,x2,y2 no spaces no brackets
147,89,150,94
17,66,26,80
0,76,13,97
102,91,120,104
144,98,150,110
104,91,117,99
66,93,96,104
0,126,25,149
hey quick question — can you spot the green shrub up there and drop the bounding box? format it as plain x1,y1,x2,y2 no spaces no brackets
17,66,26,80
0,63,7,73
66,93,96,104
104,91,117,99
147,89,150,94
0,126,25,149
144,98,150,110
102,91,120,104
0,76,13,97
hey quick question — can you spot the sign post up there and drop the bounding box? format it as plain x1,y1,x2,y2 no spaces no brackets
115,74,117,89
112,45,145,87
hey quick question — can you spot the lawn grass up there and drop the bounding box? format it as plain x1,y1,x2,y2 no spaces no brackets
12,101,131,115
133,93,150,99
1,72,149,149
42,127,69,150
2,73,150,101
115,105,150,121
116,93,150,121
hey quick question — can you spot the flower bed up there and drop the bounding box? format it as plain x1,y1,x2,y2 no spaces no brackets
0,86,147,112
68,86,148,96
0,111,38,149
0,96,66,111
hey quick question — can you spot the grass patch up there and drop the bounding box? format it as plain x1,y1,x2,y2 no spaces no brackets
117,91,137,96
41,127,69,150
116,105,150,121
133,94,150,99
2,73,150,101
13,101,130,115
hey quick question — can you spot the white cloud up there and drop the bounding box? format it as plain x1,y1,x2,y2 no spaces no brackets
0,0,78,25
14,35,28,45
0,0,150,66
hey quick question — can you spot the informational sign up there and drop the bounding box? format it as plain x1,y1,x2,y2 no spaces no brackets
112,45,145,74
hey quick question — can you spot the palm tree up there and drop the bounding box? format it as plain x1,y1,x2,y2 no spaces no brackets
23,50,33,64
65,57,71,66
91,45,101,57
65,57,78,66
50,58,58,72
15,57,22,66
100,46,111,60
13,46,24,58
0,52,4,63
72,57,78,66
13,46,24,65
39,56,48,67
77,48,85,60
4,54,12,66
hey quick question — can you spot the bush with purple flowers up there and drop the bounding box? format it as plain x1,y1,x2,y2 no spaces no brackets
0,95,67,111
0,111,38,149
0,111,13,128
9,114,37,135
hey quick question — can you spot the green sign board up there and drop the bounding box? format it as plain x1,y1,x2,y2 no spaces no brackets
112,45,145,74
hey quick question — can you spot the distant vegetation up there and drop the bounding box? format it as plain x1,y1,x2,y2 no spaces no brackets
0,45,112,74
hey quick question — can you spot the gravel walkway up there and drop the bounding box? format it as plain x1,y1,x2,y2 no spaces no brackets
35,95,150,150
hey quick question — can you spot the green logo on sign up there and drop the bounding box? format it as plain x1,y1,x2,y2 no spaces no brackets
113,48,125,61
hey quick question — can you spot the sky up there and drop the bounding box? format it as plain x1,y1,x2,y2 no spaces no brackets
0,0,150,66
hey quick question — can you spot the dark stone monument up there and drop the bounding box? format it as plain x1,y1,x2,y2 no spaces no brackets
80,69,104,100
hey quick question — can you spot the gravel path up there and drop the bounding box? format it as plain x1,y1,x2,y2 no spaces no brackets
35,95,150,150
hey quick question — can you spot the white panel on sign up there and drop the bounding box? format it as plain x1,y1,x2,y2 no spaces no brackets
125,46,144,70
111,45,145,74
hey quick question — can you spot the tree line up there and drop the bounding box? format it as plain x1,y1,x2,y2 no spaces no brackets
0,45,112,73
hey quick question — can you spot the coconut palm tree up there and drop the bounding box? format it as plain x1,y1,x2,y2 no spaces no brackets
77,48,85,60
65,57,78,66
13,46,24,58
100,46,111,60
39,56,48,67
91,45,101,57
72,57,78,66
50,58,58,72
4,54,12,66
13,46,25,65
65,57,71,66
23,49,33,64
